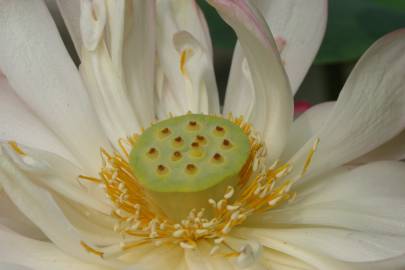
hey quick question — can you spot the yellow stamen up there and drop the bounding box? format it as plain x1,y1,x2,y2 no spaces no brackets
80,241,104,258
8,141,26,156
78,114,318,259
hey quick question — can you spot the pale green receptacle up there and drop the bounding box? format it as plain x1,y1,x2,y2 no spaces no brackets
129,114,250,219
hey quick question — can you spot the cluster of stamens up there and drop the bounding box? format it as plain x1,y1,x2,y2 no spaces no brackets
77,114,319,259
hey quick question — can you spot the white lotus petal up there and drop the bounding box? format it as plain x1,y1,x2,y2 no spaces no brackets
0,191,46,241
282,102,334,161
353,129,405,164
122,244,184,270
0,226,111,270
289,30,405,180
245,161,405,265
56,0,81,53
185,241,234,270
0,76,75,163
257,0,328,94
156,0,219,117
80,1,157,143
0,263,33,270
0,1,110,173
2,143,111,214
0,145,117,266
80,41,142,146
212,0,293,160
234,228,357,270
261,248,314,270
122,1,156,127
80,0,106,51
226,0,327,114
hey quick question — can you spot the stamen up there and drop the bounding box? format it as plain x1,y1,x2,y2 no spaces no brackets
8,141,26,156
77,113,318,259
81,241,104,258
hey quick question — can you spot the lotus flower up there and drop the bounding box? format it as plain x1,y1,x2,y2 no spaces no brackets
0,1,404,270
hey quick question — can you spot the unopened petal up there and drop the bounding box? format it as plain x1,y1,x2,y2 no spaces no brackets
156,0,220,117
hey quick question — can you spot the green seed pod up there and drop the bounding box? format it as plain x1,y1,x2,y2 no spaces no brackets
129,114,251,220
129,114,250,193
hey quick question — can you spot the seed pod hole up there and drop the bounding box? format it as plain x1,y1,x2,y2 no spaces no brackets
172,136,184,148
147,147,159,159
185,164,198,175
172,151,182,161
221,139,233,149
158,127,171,139
187,120,200,131
213,126,225,136
195,135,207,145
212,153,224,164
156,164,169,175
191,142,200,148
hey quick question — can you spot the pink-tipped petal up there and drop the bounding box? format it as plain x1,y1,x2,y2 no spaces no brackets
213,0,293,161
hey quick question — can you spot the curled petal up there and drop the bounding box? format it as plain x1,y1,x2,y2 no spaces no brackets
80,0,107,51
156,0,220,117
211,0,293,161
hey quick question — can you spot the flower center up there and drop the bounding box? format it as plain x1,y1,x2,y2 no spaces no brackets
74,113,318,258
129,114,251,220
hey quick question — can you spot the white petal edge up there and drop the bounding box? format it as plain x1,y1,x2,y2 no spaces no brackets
0,1,110,173
80,1,156,143
244,161,405,266
56,0,82,54
289,29,405,181
0,144,118,267
0,226,112,270
0,263,33,270
123,0,157,127
282,101,335,161
0,191,46,241
211,0,293,161
225,0,327,113
0,76,76,163
257,0,328,94
0,142,123,247
353,129,405,164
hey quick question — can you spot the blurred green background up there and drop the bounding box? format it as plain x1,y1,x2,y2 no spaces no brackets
197,0,405,105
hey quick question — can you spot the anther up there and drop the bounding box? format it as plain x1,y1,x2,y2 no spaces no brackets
147,147,159,159
221,139,233,149
213,126,225,136
185,164,198,175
